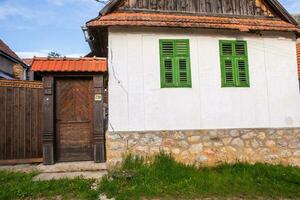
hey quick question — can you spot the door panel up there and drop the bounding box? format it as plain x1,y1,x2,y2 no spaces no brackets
55,78,93,162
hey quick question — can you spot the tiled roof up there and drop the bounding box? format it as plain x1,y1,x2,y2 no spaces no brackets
31,57,107,72
297,43,300,78
87,12,300,33
0,39,23,62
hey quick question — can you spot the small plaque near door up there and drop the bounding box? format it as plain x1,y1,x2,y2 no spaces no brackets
95,94,102,101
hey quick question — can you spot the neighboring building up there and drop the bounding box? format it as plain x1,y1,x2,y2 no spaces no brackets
23,58,42,80
0,39,28,80
84,0,300,167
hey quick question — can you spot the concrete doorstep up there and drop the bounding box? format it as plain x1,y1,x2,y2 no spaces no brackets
32,171,108,181
0,161,108,181
36,161,107,173
33,161,108,181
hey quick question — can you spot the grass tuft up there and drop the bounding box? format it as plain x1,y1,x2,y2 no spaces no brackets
0,171,98,200
99,153,300,200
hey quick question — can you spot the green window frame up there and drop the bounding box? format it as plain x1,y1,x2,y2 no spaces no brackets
159,39,192,88
219,40,250,87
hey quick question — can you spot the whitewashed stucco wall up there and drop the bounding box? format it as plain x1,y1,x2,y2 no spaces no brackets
108,27,300,131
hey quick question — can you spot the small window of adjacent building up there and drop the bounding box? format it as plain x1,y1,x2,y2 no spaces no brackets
219,40,250,87
159,39,192,88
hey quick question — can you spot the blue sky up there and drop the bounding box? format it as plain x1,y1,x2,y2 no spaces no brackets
0,0,299,58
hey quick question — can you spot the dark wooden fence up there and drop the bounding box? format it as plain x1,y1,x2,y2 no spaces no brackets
0,80,43,165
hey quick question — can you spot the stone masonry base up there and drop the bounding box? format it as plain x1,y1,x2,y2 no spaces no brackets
106,128,300,167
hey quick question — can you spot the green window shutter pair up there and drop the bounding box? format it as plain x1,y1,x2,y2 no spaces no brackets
159,39,249,88
219,40,250,87
160,39,192,88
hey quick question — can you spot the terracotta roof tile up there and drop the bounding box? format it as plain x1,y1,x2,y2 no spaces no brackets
87,12,300,33
31,57,107,72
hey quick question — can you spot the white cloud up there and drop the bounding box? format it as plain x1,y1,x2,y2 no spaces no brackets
17,51,48,58
49,0,101,6
0,1,31,20
65,53,85,57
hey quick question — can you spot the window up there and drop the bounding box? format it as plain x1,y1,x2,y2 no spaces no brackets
219,40,250,87
160,39,191,88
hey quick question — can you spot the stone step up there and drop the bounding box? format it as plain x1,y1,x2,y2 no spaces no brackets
36,161,107,173
32,171,108,181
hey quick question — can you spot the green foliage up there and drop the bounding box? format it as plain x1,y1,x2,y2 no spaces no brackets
48,51,62,58
99,153,300,200
0,171,98,200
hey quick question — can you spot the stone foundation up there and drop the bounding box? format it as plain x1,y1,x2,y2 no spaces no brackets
106,128,300,167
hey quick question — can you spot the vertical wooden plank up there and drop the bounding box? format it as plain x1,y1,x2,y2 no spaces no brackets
15,87,20,159
34,88,40,157
29,88,33,158
93,75,106,163
25,87,31,159
19,87,26,159
31,89,38,158
198,0,205,13
38,88,43,158
30,88,35,158
6,87,13,160
4,87,7,160
0,88,5,160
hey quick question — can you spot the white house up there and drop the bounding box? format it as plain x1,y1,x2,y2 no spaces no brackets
86,0,300,166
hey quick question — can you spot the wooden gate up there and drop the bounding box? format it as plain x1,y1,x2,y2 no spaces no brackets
55,78,93,162
0,80,43,165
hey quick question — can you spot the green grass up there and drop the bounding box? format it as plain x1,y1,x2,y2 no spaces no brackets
0,171,98,200
99,153,300,200
1,154,300,200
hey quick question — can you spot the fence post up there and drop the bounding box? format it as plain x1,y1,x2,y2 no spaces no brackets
93,74,106,163
42,76,55,165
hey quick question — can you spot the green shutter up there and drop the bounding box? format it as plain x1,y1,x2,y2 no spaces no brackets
162,58,175,86
160,39,191,88
221,58,235,87
236,58,249,87
219,40,250,87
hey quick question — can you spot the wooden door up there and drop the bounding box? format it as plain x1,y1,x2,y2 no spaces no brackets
55,78,93,162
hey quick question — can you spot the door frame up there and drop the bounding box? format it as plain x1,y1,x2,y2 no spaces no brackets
41,73,106,165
